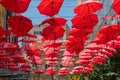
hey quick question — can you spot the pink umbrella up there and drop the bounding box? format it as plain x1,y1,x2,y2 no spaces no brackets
46,67,56,75
62,50,77,57
46,60,58,66
61,60,74,67
45,52,59,58
58,67,70,75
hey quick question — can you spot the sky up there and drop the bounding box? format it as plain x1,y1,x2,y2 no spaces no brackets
23,0,78,27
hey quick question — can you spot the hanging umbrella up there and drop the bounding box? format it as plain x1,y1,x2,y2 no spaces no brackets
76,59,90,66
61,60,74,67
69,28,93,37
40,16,67,27
58,67,70,75
107,40,120,49
91,56,106,65
74,0,103,15
85,43,100,50
112,0,120,15
43,41,62,48
66,36,87,54
46,67,56,75
96,24,120,42
46,60,58,66
18,39,36,43
41,26,65,40
45,52,59,58
7,15,33,37
0,42,18,53
34,69,44,74
0,0,31,13
20,64,31,72
21,44,40,51
71,14,98,29
62,50,77,57
37,0,64,16
26,33,37,38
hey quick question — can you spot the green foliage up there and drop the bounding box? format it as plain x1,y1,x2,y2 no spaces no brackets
88,53,120,80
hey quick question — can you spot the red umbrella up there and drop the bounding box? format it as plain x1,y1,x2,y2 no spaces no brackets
37,0,64,16
62,50,77,57
7,15,33,37
74,0,103,15
26,33,37,38
46,67,56,75
0,0,31,13
18,39,36,43
76,59,90,66
46,60,58,66
96,24,120,41
45,52,59,58
1,42,18,53
91,56,106,65
26,50,41,56
40,16,67,27
112,0,120,14
20,64,31,72
85,43,100,50
66,36,87,54
69,28,93,37
107,40,120,49
43,41,62,48
72,14,98,29
41,26,65,40
58,67,70,75
34,69,44,74
61,60,74,67
21,44,40,51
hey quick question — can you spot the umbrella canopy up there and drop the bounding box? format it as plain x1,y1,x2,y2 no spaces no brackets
41,26,65,40
40,16,67,27
0,42,18,53
62,50,77,57
7,15,33,37
46,67,56,75
58,67,70,75
43,41,62,48
34,69,44,74
74,0,103,15
37,0,64,16
71,14,98,30
0,0,31,13
26,33,37,38
69,28,93,37
112,0,120,14
96,24,120,41
66,36,88,54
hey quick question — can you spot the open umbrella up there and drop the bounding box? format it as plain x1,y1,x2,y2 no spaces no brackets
71,14,98,30
26,33,37,38
40,16,67,27
37,0,64,16
96,24,120,42
74,0,103,15
0,0,31,13
58,67,70,75
41,26,65,40
46,67,56,75
69,28,93,37
7,15,33,37
112,0,120,15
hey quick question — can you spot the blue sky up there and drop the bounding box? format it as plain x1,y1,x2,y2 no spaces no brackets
23,0,78,27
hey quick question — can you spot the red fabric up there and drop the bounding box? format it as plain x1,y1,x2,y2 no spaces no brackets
72,14,98,29
37,0,64,16
46,67,56,75
40,16,67,27
7,16,33,37
41,26,65,40
69,28,93,37
74,0,103,15
26,33,37,38
0,0,31,13
112,0,120,14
